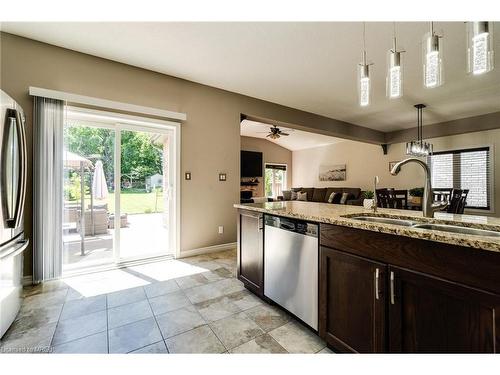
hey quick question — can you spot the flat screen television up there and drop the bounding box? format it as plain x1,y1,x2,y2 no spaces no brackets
241,150,263,177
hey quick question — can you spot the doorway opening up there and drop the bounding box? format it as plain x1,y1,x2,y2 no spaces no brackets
62,108,180,275
265,163,287,199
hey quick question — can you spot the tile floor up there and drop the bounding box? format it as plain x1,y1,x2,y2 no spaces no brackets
0,250,332,354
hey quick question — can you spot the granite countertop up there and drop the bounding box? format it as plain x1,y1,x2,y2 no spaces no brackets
233,201,500,253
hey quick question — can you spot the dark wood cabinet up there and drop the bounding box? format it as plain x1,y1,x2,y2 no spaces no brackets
319,223,500,353
319,247,386,352
389,266,500,353
237,210,264,296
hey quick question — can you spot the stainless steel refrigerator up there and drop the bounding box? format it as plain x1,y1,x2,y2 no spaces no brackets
0,89,29,338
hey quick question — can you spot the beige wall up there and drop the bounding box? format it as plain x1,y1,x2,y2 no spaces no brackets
293,129,500,216
240,136,292,197
0,33,377,276
293,140,426,191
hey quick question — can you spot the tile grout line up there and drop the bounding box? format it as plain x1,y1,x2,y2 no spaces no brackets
126,339,165,354
176,283,229,353
206,323,229,353
105,294,109,353
1,289,68,342
49,287,70,351
144,286,170,353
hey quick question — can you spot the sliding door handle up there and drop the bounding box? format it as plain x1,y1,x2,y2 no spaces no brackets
390,271,395,305
374,268,380,300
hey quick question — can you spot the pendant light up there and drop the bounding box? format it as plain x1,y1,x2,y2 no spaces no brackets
423,22,444,88
358,22,373,107
467,22,494,75
386,23,405,99
406,104,433,157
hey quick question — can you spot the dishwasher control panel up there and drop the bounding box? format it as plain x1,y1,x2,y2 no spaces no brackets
264,215,318,237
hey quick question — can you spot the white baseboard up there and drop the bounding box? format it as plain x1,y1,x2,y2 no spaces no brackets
22,275,33,286
179,242,237,259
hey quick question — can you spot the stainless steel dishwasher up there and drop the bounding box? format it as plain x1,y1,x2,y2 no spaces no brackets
264,215,319,330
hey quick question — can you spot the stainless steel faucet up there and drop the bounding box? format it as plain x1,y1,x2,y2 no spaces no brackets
372,176,379,212
390,158,448,218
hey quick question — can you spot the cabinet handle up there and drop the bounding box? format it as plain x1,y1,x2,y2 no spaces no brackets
374,268,380,300
390,271,395,305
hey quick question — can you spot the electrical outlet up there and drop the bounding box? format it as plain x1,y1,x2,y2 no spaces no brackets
218,226,224,234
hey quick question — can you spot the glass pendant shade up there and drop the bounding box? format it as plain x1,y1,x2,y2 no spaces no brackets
358,24,371,107
387,49,403,99
423,27,444,88
358,62,371,107
467,22,494,75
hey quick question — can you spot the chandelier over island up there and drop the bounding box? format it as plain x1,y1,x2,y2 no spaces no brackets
406,104,433,157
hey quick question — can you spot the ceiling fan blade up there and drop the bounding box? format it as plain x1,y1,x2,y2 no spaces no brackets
280,133,290,136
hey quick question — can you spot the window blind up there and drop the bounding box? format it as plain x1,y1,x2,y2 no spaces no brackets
266,164,287,171
429,147,491,210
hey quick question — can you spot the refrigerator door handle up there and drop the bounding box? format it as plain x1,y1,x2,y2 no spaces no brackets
1,115,17,227
14,109,27,229
0,238,29,260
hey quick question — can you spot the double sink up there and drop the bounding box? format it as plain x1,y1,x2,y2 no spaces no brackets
349,215,500,238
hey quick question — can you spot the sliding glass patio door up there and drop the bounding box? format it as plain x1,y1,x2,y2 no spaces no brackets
63,121,117,273
62,111,178,274
116,126,175,262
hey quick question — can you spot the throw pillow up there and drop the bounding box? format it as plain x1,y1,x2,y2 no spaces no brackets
327,192,338,203
282,190,292,200
339,192,350,204
297,192,308,201
332,192,343,204
291,191,298,200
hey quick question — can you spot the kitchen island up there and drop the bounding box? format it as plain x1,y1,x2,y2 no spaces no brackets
234,201,500,353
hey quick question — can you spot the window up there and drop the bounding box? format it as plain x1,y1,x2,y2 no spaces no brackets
265,164,287,198
429,147,492,210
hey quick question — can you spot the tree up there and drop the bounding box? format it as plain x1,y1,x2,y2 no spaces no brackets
120,130,162,188
64,126,163,190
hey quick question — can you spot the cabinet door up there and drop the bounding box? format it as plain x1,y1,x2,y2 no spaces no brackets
237,211,264,295
319,247,387,352
389,266,500,353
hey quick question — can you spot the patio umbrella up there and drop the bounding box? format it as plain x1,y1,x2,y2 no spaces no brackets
92,160,108,200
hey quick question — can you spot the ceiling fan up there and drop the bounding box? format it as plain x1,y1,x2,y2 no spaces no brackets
258,124,293,139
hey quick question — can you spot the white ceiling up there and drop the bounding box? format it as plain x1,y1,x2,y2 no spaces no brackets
241,119,343,151
3,22,500,132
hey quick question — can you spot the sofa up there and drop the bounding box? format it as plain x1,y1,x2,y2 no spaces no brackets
279,187,363,205
240,197,274,204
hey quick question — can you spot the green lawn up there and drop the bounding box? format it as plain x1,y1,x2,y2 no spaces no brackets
73,190,164,214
